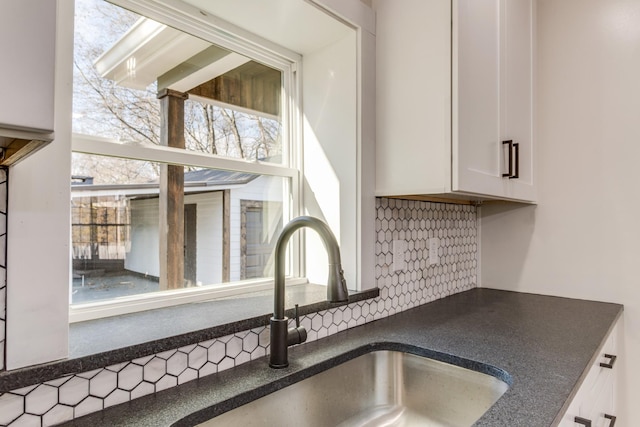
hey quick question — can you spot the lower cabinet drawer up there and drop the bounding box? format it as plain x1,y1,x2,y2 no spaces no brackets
559,318,620,427
580,372,614,427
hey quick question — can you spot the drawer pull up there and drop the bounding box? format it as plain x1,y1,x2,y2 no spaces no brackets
605,414,617,427
574,417,592,426
600,354,617,369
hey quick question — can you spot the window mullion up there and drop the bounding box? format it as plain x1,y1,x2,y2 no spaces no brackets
72,134,298,180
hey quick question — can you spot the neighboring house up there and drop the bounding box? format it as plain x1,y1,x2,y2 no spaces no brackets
71,169,283,290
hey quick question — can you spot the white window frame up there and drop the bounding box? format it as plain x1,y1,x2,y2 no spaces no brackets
6,0,375,370
68,0,307,322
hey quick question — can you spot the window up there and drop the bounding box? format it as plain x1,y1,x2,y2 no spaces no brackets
70,0,301,319
6,0,374,369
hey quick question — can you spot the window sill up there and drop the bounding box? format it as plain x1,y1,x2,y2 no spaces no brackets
0,284,379,393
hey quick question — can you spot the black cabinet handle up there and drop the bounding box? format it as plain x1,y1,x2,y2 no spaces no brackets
502,140,519,179
502,140,513,178
600,354,617,369
605,414,617,427
511,142,519,179
574,416,592,426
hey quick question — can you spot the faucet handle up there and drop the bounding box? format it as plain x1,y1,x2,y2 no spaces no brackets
287,304,307,347
294,304,301,327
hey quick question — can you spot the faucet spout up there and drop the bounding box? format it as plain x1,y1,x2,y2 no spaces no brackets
270,216,348,368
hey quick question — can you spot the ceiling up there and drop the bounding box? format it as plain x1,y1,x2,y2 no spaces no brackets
182,0,353,54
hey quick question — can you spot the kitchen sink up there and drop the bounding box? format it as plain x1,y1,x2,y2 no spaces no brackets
196,350,509,427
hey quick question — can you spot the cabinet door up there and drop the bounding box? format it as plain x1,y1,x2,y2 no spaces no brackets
454,0,535,201
0,0,56,133
454,0,501,196
501,0,536,201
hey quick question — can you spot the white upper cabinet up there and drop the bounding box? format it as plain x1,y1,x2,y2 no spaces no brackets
375,0,536,203
0,0,57,165
0,0,56,132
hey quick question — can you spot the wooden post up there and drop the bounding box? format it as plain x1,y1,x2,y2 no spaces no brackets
158,89,188,290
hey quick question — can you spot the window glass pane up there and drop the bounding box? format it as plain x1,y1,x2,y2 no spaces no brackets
71,154,288,305
73,0,283,164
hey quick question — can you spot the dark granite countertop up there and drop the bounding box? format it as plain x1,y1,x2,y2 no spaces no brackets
62,288,623,427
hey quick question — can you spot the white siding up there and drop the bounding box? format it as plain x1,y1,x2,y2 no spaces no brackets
125,175,283,285
229,176,285,281
126,198,160,278
189,192,223,285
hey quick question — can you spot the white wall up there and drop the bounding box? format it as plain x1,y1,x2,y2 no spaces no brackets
302,30,359,290
480,0,640,421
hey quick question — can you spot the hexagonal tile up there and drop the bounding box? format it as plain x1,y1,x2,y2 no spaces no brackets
0,393,24,425
352,305,362,321
226,336,244,359
199,362,217,377
217,356,234,372
44,375,71,388
76,369,102,380
250,347,266,360
104,389,129,408
25,384,58,414
332,309,343,325
242,332,259,354
89,369,117,398
234,351,251,366
132,355,154,366
143,357,167,383
208,341,226,364
105,362,128,373
118,363,143,391
188,345,208,370
317,327,328,339
131,381,155,400
43,404,74,427
156,349,177,360
166,351,188,376
74,396,103,418
178,368,198,385
10,413,40,427
59,376,89,406
258,328,270,349
178,344,197,354
154,375,177,392
322,312,333,328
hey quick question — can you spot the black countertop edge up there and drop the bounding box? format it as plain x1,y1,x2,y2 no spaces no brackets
0,288,379,393
59,289,624,427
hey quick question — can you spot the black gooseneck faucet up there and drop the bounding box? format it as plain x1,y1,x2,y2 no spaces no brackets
269,216,348,368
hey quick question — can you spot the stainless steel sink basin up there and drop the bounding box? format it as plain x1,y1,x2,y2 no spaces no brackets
197,350,509,427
